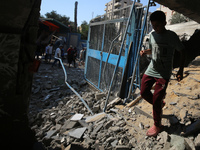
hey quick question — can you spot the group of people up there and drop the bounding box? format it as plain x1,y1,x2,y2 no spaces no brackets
47,44,86,68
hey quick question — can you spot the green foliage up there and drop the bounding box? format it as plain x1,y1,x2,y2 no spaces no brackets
80,21,89,40
170,12,190,25
45,10,71,26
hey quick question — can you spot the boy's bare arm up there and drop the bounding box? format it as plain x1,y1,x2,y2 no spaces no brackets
176,49,186,81
140,49,152,57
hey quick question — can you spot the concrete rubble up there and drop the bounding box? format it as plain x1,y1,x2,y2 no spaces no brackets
29,57,200,150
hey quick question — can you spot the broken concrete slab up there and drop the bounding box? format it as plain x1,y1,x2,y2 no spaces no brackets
107,97,122,109
70,114,84,121
115,145,130,150
85,112,106,123
68,127,87,139
170,134,185,150
184,138,196,150
95,92,106,100
194,133,200,147
78,120,89,127
90,123,104,138
45,130,57,139
62,120,78,130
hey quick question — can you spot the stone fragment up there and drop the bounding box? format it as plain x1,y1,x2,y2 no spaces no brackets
104,120,114,129
93,103,100,113
62,120,77,130
106,137,116,143
111,140,118,147
70,114,84,121
78,120,89,127
180,108,188,122
45,130,57,139
184,138,196,150
68,127,87,139
170,102,177,105
170,134,185,150
95,92,106,100
115,145,130,150
109,126,121,132
139,122,144,130
159,131,169,144
90,123,104,138
85,112,106,123
194,133,200,147
107,97,121,109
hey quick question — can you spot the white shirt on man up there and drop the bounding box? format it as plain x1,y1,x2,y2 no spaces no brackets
54,47,61,58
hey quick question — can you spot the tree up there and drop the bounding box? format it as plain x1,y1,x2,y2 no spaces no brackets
45,10,71,26
170,12,190,25
80,21,89,40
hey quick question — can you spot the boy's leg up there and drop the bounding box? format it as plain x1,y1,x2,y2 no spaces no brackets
153,78,169,127
140,74,156,104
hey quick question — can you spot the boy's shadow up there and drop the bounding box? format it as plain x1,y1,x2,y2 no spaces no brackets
161,115,200,149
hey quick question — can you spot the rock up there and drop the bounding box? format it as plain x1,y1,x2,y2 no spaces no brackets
104,120,114,129
68,127,87,139
61,120,78,130
109,126,121,132
107,97,122,109
139,122,144,130
95,92,106,100
115,145,130,150
111,140,118,147
159,131,169,144
70,114,84,121
90,123,104,138
93,103,100,113
179,108,188,122
45,130,57,139
78,120,89,127
184,138,196,150
194,133,200,147
85,112,106,123
129,138,137,147
170,102,177,105
106,137,116,143
170,134,185,150
192,112,200,120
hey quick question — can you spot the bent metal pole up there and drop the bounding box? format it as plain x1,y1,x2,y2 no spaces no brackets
55,57,94,115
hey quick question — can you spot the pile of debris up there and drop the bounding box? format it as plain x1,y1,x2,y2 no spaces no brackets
29,57,200,150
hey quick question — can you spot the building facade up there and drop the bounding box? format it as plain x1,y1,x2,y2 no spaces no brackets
104,0,142,20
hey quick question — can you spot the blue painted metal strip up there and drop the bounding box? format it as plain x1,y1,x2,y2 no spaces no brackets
87,49,126,68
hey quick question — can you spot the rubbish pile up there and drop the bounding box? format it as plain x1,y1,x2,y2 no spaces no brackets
29,57,200,150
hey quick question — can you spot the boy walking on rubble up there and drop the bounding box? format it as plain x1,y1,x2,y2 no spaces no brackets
140,11,185,137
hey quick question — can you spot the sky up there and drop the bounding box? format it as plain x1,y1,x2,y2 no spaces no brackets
40,0,160,26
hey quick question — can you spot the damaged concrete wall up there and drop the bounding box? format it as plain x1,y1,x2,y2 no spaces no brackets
0,0,41,148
